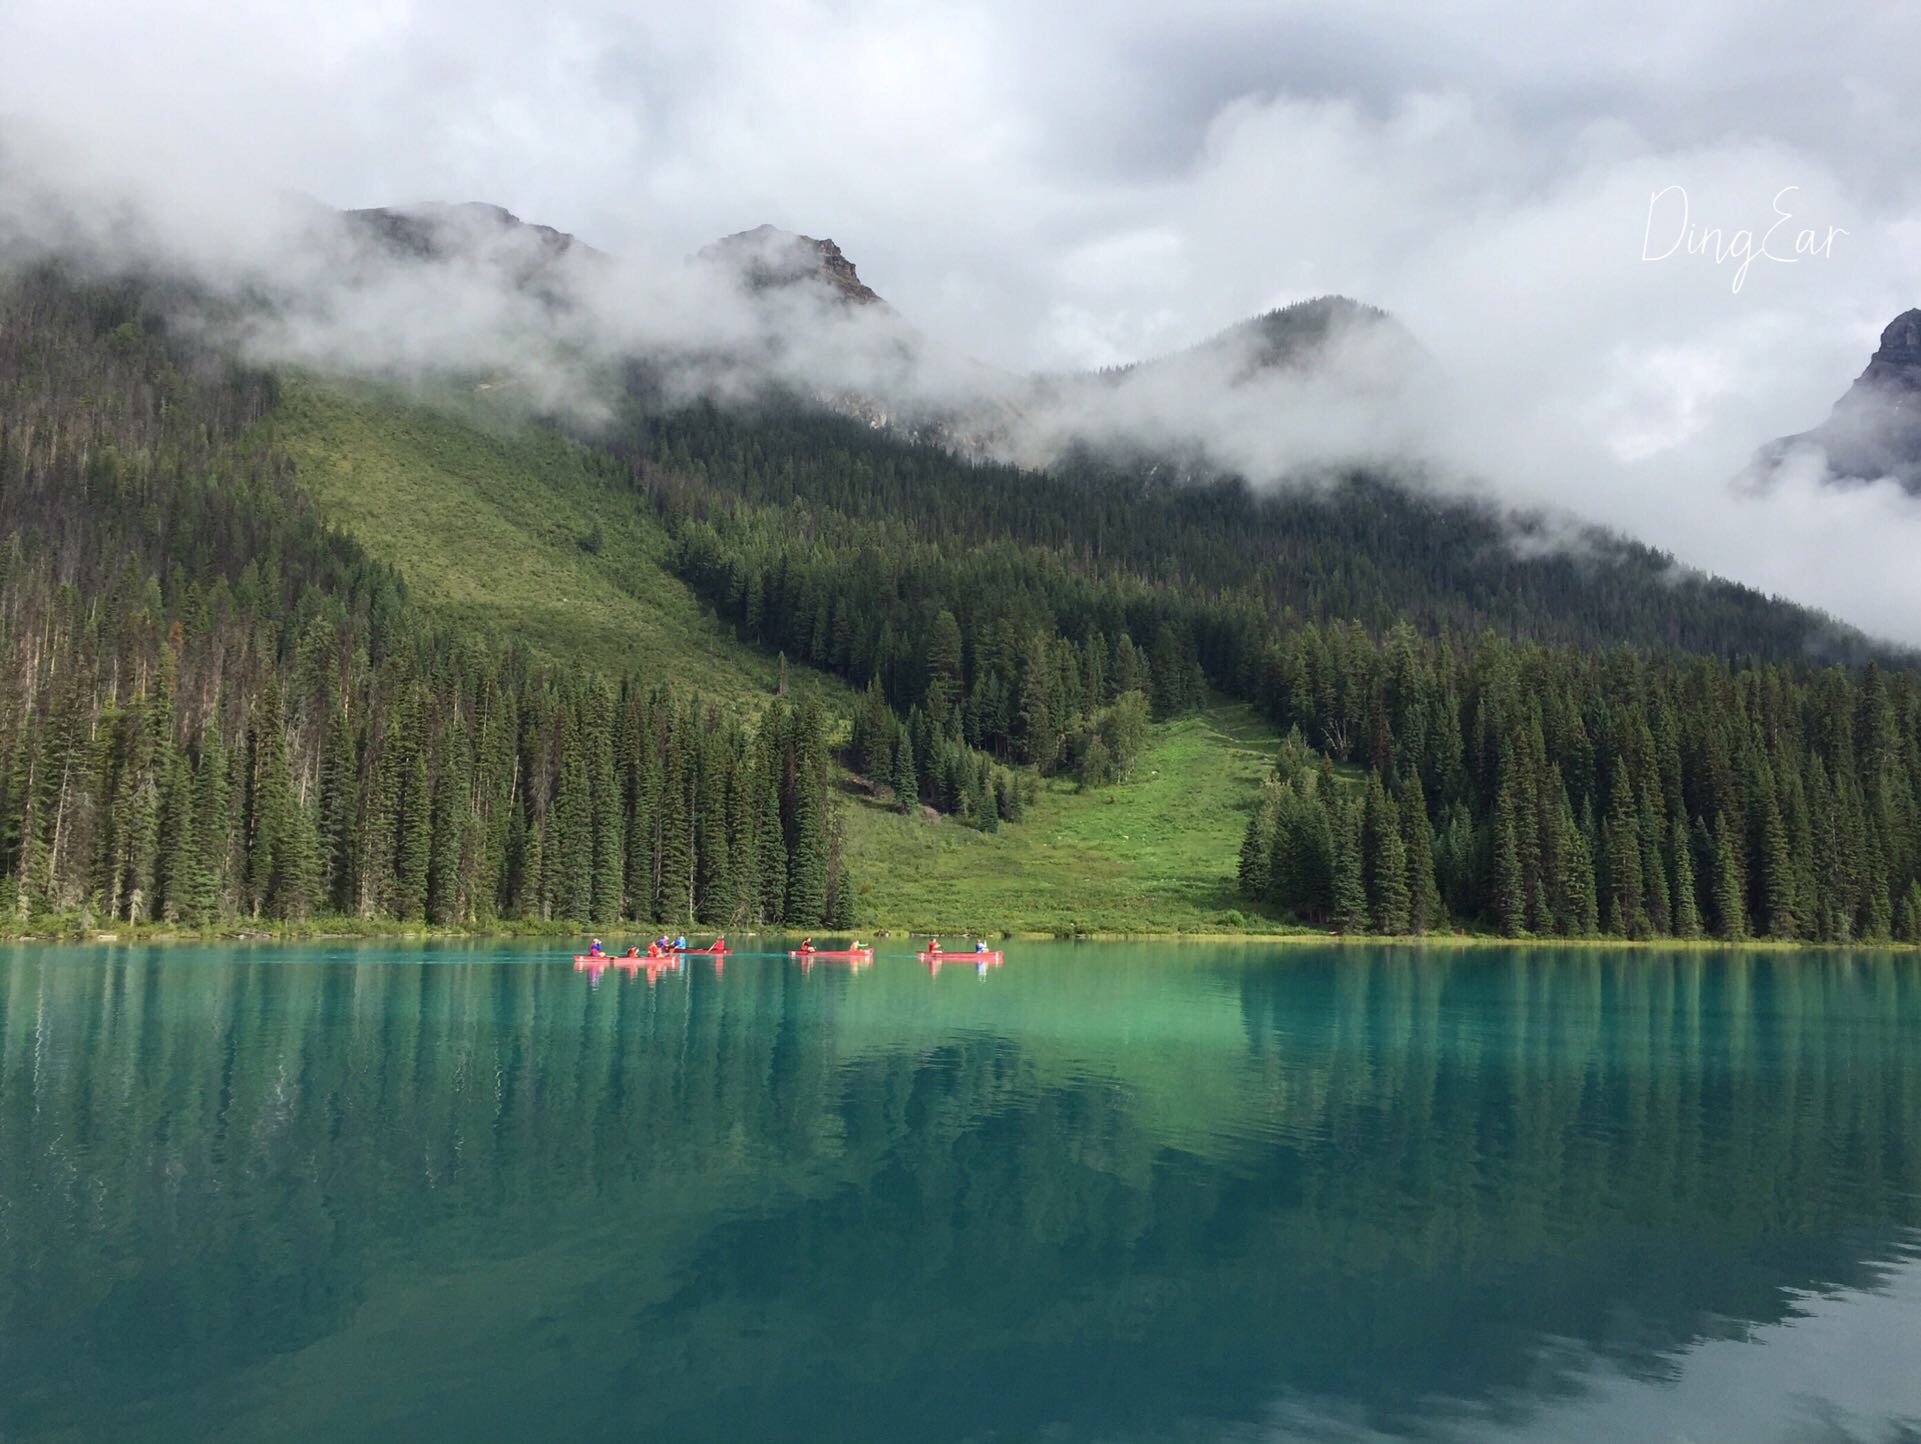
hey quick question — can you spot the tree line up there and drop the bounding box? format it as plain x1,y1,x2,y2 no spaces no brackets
1237,621,1921,941
0,267,851,929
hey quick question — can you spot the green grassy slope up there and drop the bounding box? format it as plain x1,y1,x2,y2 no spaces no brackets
266,379,779,697
264,381,1288,934
843,702,1295,935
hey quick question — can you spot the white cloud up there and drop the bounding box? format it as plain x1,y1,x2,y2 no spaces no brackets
3,0,1920,637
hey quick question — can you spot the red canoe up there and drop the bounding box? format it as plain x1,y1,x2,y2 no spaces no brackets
919,950,1003,963
788,948,874,960
672,946,730,956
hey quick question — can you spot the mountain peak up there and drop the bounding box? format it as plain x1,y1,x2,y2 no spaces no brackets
344,201,598,264
1861,308,1921,384
1754,306,1921,492
699,225,884,306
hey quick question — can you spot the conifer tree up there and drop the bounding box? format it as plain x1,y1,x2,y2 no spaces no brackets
1239,801,1276,902
655,712,693,924
755,736,787,923
588,689,623,922
1330,795,1370,934
1603,762,1643,936
181,734,229,926
1397,772,1442,933
890,725,918,812
1712,811,1748,941
785,706,830,925
153,749,194,924
318,703,359,914
1363,774,1411,933
393,739,431,922
1670,807,1703,939
694,726,733,923
1897,881,1921,945
427,722,471,925
1491,774,1528,937
548,710,592,921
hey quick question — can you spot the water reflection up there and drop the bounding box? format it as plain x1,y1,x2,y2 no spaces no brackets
1,943,1918,1442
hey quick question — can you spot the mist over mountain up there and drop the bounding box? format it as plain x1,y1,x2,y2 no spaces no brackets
1748,309,1921,492
0,125,1912,653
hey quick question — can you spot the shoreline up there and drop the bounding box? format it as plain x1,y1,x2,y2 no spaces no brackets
1,917,1914,953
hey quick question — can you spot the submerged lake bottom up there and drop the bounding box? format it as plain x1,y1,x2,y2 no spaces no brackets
2,939,1919,1442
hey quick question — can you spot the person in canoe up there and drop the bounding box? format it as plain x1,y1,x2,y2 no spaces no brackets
974,939,989,954
675,934,688,952
588,938,605,957
623,945,641,959
799,936,815,955
926,936,939,954
711,935,725,953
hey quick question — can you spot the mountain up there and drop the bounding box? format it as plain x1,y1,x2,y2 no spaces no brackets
3,189,1918,945
345,201,602,266
1750,308,1921,491
697,223,884,307
1102,295,1412,383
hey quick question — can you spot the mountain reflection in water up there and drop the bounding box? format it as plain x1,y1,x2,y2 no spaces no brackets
2,940,1918,1442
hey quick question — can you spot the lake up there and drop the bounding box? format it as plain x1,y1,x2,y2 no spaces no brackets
3,940,1919,1442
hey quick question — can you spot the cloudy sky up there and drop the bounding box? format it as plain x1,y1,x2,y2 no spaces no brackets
5,0,1921,636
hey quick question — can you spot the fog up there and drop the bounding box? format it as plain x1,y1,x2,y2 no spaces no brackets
2,0,1920,639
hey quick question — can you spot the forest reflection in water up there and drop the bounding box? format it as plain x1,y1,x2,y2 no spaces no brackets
2,940,1918,1442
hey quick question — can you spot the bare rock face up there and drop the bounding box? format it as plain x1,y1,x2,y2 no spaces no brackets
344,202,598,264
698,224,885,307
1754,309,1921,492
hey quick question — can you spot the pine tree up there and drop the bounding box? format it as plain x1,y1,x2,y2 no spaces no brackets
588,689,623,923
153,749,194,924
1491,774,1528,937
181,734,229,926
427,722,471,925
1363,774,1411,933
926,610,964,722
1756,781,1798,941
694,726,733,923
1603,762,1643,937
785,706,830,925
318,702,359,914
890,724,918,812
393,739,430,922
1897,881,1921,945
755,734,787,924
1712,811,1748,941
1670,806,1703,939
1238,801,1276,902
825,808,856,928
1397,772,1442,933
655,713,693,925
1330,796,1370,934
548,708,592,921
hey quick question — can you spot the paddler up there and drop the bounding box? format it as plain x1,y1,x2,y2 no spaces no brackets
799,935,815,955
589,938,605,957
974,939,989,954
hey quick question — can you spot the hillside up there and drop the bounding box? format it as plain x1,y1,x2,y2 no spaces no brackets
266,378,781,698
845,703,1288,935
7,226,1921,946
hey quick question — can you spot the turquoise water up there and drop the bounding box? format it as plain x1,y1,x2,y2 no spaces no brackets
3,941,1920,1442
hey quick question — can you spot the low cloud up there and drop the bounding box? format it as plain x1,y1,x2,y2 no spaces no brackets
5,38,1921,641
